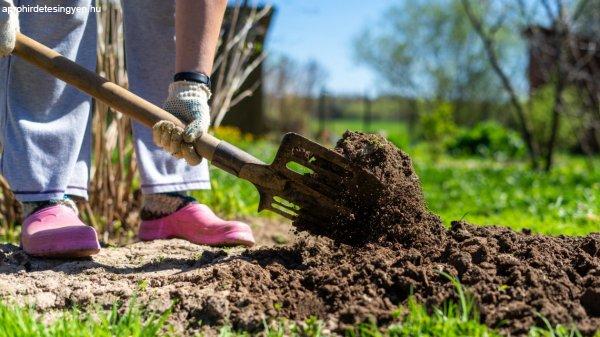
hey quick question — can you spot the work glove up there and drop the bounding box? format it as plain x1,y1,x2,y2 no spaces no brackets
0,0,19,57
153,81,211,166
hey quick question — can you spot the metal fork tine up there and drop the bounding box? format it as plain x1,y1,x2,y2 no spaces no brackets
279,186,353,218
252,132,384,223
281,133,353,170
277,169,339,200
267,203,298,220
257,191,274,213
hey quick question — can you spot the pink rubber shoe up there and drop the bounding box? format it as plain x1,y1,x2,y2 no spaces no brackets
138,203,255,247
21,205,101,258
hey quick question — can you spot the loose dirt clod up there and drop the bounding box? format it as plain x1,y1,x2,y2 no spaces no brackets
0,131,598,336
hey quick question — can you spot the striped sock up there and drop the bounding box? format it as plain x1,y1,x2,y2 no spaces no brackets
21,196,79,219
141,192,196,220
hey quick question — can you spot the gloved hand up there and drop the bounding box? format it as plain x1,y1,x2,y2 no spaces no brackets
0,0,19,57
152,81,212,166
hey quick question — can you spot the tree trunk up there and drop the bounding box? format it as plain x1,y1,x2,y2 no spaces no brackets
544,80,564,171
461,0,539,169
544,8,569,172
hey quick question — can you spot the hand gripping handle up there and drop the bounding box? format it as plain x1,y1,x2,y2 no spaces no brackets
12,33,264,174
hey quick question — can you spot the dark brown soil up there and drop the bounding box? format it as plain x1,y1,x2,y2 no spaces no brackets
286,131,600,335
234,226,600,336
295,131,443,246
0,131,598,336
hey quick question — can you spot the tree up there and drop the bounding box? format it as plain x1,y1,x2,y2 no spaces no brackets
462,0,600,170
460,0,540,167
356,0,599,170
300,60,329,116
264,56,328,133
353,0,509,107
574,0,600,35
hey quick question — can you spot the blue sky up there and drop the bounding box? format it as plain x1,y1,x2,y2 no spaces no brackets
261,1,396,95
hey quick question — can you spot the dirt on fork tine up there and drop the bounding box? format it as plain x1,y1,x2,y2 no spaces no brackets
0,131,598,336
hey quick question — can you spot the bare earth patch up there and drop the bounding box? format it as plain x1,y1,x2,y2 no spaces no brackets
0,218,297,336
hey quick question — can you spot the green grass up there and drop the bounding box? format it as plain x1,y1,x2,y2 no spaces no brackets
0,273,594,337
2,293,590,337
416,153,600,236
343,300,592,337
0,300,172,337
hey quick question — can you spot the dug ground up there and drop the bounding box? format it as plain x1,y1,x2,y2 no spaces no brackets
0,132,598,336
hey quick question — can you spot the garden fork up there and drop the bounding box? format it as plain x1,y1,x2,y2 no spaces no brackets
12,33,383,225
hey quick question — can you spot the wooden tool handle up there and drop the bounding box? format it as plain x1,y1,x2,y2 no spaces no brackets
12,33,262,170
14,34,177,129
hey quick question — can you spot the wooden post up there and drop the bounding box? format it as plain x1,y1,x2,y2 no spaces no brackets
317,88,327,140
363,93,372,131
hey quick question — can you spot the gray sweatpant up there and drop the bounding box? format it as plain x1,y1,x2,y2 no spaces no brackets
0,0,210,202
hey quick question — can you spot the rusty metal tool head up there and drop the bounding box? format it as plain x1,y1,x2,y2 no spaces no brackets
264,133,385,221
211,132,384,222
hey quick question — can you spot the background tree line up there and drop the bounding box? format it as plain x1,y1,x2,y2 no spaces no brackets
264,0,599,171
353,0,599,170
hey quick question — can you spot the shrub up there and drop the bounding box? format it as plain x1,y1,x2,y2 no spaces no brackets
418,103,458,159
446,121,525,160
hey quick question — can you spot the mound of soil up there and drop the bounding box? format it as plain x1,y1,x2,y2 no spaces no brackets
295,131,444,246
0,131,598,336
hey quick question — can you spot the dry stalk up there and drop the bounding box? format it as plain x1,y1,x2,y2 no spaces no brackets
89,0,140,244
211,4,271,126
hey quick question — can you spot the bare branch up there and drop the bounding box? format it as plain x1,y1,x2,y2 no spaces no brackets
461,0,539,166
572,0,591,21
211,4,271,127
541,0,557,21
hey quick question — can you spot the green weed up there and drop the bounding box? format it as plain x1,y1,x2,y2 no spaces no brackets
0,299,172,337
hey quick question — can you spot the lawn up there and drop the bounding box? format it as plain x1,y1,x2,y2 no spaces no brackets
0,300,171,337
416,153,599,236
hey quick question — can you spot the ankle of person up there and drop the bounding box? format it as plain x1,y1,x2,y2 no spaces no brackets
141,192,196,221
21,195,79,219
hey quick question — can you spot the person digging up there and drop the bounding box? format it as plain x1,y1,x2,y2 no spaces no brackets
0,0,255,258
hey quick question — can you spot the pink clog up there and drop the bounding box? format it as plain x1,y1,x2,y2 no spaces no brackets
21,205,101,257
138,203,255,247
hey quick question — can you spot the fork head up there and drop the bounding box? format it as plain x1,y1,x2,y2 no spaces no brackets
255,133,383,223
